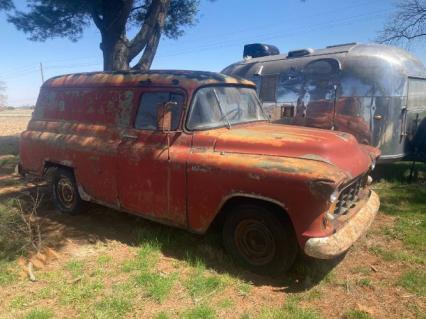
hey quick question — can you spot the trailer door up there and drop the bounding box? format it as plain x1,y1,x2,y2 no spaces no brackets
301,58,340,130
406,77,426,148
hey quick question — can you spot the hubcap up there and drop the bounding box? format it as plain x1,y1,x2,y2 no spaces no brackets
57,177,75,208
234,219,276,266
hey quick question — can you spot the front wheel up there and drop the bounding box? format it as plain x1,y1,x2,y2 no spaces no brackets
222,204,297,275
52,168,85,215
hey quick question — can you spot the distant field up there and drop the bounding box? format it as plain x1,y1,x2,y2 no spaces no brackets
0,109,32,155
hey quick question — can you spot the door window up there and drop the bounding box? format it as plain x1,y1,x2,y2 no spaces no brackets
135,92,184,130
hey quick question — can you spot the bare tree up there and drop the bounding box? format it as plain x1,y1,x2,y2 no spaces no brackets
377,0,426,46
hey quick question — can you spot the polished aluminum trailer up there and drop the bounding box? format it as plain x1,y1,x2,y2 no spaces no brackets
222,43,426,162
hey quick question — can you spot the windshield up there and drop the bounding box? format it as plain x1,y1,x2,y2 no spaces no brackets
187,86,266,130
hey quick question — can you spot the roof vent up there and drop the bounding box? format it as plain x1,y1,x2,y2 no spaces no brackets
243,43,280,59
326,42,357,49
287,48,314,58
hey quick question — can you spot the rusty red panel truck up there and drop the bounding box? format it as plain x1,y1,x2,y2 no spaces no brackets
19,70,381,274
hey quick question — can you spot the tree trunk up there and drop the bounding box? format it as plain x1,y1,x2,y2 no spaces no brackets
133,29,161,71
96,0,133,71
101,34,129,71
131,0,170,71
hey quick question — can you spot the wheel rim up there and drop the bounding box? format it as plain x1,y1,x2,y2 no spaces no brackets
57,177,75,208
234,218,276,266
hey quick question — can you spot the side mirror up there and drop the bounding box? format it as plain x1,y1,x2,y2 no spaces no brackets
157,101,178,132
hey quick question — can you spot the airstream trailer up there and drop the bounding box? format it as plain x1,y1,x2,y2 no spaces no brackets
222,43,426,162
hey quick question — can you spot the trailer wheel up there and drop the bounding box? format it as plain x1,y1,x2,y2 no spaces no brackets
52,168,85,215
222,204,297,275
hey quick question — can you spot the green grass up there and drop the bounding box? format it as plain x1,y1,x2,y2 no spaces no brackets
357,278,372,287
373,182,426,261
398,270,426,296
93,297,132,319
181,304,216,319
65,260,85,278
0,261,17,286
136,271,177,303
185,269,224,300
24,308,54,319
154,312,170,319
0,155,18,168
369,246,424,264
259,298,320,319
122,242,161,272
97,254,112,265
59,277,104,305
343,309,372,319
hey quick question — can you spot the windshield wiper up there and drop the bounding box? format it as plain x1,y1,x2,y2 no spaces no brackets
213,89,231,129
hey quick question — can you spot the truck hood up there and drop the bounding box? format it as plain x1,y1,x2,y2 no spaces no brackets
213,123,376,179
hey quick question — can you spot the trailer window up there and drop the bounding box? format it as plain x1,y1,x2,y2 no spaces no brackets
407,78,426,109
259,75,278,102
277,68,303,103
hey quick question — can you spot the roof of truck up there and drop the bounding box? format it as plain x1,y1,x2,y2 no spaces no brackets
43,70,255,89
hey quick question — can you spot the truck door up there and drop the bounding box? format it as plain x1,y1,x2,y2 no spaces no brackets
117,89,190,227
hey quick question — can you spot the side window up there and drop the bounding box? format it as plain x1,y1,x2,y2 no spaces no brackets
135,92,184,130
259,75,278,102
277,67,304,103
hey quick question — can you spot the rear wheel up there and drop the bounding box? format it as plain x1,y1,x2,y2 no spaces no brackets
222,204,297,275
52,168,85,215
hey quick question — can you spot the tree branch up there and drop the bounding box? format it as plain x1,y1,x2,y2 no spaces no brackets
128,0,170,62
377,0,426,45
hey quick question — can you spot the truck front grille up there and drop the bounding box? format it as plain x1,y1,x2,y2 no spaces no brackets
333,175,367,216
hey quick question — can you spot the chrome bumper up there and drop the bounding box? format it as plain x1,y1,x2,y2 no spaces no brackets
304,190,380,259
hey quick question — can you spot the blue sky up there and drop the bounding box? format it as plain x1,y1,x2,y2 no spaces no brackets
0,0,425,106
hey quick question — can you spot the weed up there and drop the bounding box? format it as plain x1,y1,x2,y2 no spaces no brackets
259,298,320,319
59,277,104,305
97,254,112,265
154,312,170,319
0,261,17,286
357,278,372,287
185,270,223,300
65,260,85,278
24,308,54,319
122,242,160,272
217,298,234,309
369,246,424,264
237,280,252,296
136,271,177,303
93,297,132,319
181,304,216,319
398,270,426,296
343,309,372,319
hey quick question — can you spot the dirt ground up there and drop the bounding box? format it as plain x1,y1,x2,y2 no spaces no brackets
0,109,424,319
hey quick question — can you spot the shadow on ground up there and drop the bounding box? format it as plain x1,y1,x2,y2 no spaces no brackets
2,182,340,292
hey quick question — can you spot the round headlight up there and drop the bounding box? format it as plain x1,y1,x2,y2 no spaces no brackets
330,190,339,203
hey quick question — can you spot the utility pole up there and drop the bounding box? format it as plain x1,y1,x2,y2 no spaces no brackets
40,62,45,83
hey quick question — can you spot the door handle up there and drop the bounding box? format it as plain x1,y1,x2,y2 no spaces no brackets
374,114,383,120
122,134,138,140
